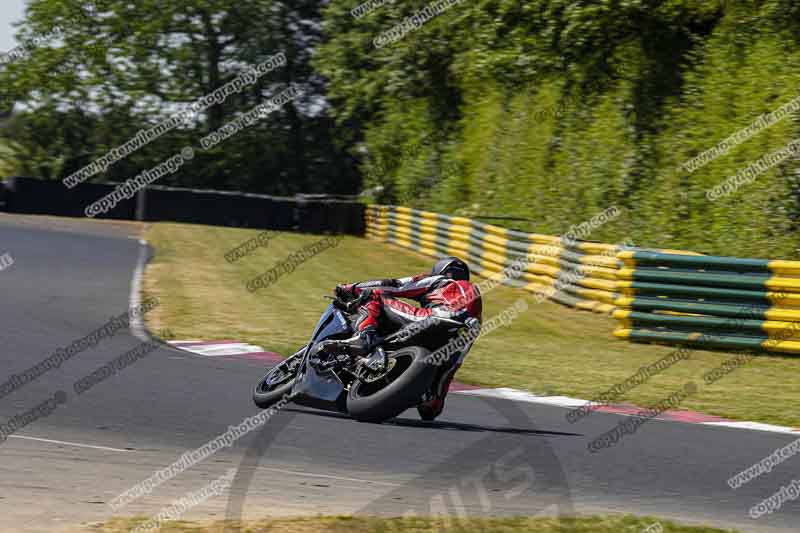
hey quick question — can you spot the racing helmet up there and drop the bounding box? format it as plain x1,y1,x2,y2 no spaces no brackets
431,256,470,281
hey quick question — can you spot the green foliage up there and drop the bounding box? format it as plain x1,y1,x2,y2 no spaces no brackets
318,0,800,258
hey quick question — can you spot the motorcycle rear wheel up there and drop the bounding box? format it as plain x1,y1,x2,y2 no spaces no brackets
346,346,437,423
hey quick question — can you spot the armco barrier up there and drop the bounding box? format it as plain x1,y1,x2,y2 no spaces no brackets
613,251,800,355
2,177,365,235
365,205,632,314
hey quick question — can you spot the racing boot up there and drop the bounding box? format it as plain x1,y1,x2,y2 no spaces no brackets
417,363,459,421
340,326,378,357
343,327,389,372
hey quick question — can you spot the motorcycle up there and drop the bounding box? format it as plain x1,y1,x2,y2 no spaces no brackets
253,293,480,423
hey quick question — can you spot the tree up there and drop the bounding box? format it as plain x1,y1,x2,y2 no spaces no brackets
0,0,358,195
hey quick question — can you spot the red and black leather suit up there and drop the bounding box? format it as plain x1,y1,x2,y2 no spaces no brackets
339,273,483,335
338,265,482,420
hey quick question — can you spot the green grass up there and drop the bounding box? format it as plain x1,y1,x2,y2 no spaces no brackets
99,515,737,533
143,223,800,428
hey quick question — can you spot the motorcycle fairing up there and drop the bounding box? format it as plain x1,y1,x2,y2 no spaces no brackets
290,303,352,412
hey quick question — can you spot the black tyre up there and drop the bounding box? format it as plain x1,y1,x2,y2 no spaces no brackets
346,346,437,423
253,351,302,409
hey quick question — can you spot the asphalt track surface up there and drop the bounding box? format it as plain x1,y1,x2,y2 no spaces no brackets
0,214,798,533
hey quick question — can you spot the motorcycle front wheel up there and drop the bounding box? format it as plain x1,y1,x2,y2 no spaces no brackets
253,349,303,409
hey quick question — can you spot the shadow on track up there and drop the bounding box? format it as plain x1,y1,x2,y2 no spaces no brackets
284,407,582,437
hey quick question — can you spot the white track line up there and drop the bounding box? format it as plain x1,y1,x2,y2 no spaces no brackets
457,387,594,408
257,466,402,487
456,388,800,435
703,421,800,435
176,343,267,357
129,238,150,342
9,435,132,452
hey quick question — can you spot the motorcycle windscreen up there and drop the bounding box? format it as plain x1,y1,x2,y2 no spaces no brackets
291,303,351,411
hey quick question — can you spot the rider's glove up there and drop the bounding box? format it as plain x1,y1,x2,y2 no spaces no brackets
335,283,357,302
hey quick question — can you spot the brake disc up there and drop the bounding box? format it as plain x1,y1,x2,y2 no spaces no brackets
359,357,397,383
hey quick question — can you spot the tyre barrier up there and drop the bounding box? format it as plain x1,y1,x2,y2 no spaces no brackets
366,205,636,315
613,251,800,355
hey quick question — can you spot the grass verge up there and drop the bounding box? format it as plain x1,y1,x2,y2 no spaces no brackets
99,515,737,533
143,223,800,428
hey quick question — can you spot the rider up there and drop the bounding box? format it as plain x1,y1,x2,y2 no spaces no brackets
335,257,483,419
